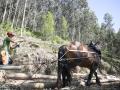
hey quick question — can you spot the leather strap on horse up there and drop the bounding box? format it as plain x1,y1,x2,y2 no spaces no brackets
59,47,98,61
58,50,69,61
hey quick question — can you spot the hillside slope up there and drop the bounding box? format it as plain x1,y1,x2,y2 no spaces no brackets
0,36,120,75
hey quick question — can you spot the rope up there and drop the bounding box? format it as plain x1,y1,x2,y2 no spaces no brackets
58,50,69,61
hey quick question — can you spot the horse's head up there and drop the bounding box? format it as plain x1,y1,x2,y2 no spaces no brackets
88,41,94,47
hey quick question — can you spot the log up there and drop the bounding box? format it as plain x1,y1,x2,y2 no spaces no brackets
21,82,56,89
5,73,120,86
32,74,57,80
5,73,57,80
3,73,120,89
5,73,86,80
3,80,120,90
4,73,86,80
0,65,22,70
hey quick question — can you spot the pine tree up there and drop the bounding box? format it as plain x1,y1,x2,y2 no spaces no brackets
41,11,55,40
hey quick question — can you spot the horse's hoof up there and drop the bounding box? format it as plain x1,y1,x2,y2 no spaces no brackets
97,82,101,86
56,81,62,89
96,80,101,86
62,83,69,88
85,82,91,86
62,84,66,88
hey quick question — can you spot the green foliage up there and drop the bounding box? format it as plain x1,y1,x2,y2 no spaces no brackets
112,29,120,58
31,31,42,38
0,22,13,31
0,22,13,36
23,30,33,36
102,13,115,53
52,35,64,44
0,22,34,37
11,27,33,37
116,29,120,41
104,13,113,26
41,11,55,40
102,54,120,74
60,16,69,40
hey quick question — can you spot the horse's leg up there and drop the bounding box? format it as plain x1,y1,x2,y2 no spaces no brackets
86,68,94,86
62,65,67,87
94,71,101,86
93,56,101,86
93,62,101,86
62,75,66,87
67,69,72,86
90,62,101,86
86,62,97,86
62,63,72,87
57,61,62,88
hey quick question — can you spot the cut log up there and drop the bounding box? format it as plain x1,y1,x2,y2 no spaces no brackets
5,73,85,80
3,80,120,90
21,82,56,89
0,65,22,70
32,74,57,80
5,73,57,80
3,73,120,89
4,73,120,86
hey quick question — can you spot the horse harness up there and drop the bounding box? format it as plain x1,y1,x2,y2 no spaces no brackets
59,46,100,63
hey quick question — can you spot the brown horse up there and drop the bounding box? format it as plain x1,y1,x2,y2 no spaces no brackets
57,41,101,88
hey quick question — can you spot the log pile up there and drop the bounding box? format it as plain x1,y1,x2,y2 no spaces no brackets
3,73,120,89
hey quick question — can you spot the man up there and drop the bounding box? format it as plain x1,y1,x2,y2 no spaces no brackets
1,32,17,65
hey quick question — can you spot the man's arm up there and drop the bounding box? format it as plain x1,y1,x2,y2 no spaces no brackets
9,38,17,44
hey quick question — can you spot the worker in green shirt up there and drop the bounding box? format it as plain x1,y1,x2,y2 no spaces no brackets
1,32,17,65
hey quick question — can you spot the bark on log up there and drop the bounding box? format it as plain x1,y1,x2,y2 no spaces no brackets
5,73,120,86
0,65,22,70
21,82,56,89
5,73,57,80
3,80,120,90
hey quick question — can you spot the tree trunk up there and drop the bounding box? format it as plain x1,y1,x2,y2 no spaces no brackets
2,0,8,23
32,0,37,32
21,0,28,36
5,73,57,80
7,0,13,22
11,0,20,30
